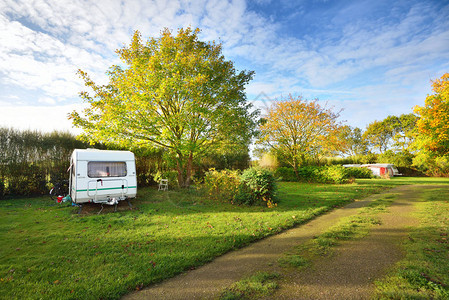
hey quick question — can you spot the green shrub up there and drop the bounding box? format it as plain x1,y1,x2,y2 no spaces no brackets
297,166,319,182
274,167,297,182
345,167,373,179
315,165,350,184
203,168,240,203
378,150,414,168
275,166,366,184
412,152,449,176
360,152,378,164
235,167,278,208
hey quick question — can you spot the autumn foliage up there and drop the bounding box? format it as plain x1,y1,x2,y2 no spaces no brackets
257,95,343,178
202,167,278,208
414,73,449,155
70,27,256,187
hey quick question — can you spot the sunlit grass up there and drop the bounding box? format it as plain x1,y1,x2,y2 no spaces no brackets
0,178,448,299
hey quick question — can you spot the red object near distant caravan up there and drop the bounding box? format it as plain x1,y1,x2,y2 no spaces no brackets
361,164,402,177
342,163,402,177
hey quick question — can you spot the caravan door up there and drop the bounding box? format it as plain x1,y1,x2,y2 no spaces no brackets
69,157,76,201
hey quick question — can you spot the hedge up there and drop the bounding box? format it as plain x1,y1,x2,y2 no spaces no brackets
273,165,373,184
0,128,165,198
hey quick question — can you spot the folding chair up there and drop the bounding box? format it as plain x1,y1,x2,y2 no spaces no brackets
158,179,168,191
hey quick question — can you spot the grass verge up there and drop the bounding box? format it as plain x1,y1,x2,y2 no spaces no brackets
374,187,449,299
279,193,397,268
219,272,280,300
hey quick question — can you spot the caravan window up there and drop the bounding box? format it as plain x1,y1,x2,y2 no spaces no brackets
88,162,127,178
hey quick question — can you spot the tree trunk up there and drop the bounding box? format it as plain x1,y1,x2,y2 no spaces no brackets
176,152,185,188
184,152,193,187
175,151,194,188
292,160,300,181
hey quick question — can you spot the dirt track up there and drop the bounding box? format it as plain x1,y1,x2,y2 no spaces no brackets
123,185,430,300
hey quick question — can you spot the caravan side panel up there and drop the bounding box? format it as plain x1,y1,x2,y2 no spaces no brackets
70,149,137,204
74,160,89,203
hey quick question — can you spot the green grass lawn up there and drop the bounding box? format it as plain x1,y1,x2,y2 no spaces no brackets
1,177,448,299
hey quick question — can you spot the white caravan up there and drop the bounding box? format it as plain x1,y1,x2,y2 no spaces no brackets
360,163,401,177
69,149,137,205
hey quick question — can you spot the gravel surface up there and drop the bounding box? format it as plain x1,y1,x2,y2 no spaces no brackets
122,185,431,300
273,185,426,299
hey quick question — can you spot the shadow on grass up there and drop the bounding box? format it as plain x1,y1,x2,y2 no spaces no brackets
1,179,448,299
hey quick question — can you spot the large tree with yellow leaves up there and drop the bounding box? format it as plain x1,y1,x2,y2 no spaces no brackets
414,73,449,155
70,27,256,187
257,95,343,177
413,73,449,175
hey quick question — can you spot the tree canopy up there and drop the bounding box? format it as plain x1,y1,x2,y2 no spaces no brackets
363,119,394,153
256,95,342,177
411,73,449,176
363,113,417,154
338,125,367,157
70,27,257,187
414,73,449,155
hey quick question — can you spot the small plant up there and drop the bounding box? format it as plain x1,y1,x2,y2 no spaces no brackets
235,167,278,208
220,272,280,300
278,254,310,268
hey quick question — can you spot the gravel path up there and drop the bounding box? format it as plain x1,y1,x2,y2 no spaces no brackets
272,185,428,299
123,185,429,300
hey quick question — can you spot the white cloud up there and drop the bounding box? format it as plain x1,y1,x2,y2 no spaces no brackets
38,97,56,105
0,0,447,134
0,103,86,133
233,1,449,89
0,13,114,101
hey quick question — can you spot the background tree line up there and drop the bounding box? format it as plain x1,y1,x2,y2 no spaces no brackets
256,109,421,177
255,72,449,178
64,27,449,184
0,127,250,198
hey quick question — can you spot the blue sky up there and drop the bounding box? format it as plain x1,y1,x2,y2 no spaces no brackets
0,0,448,133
